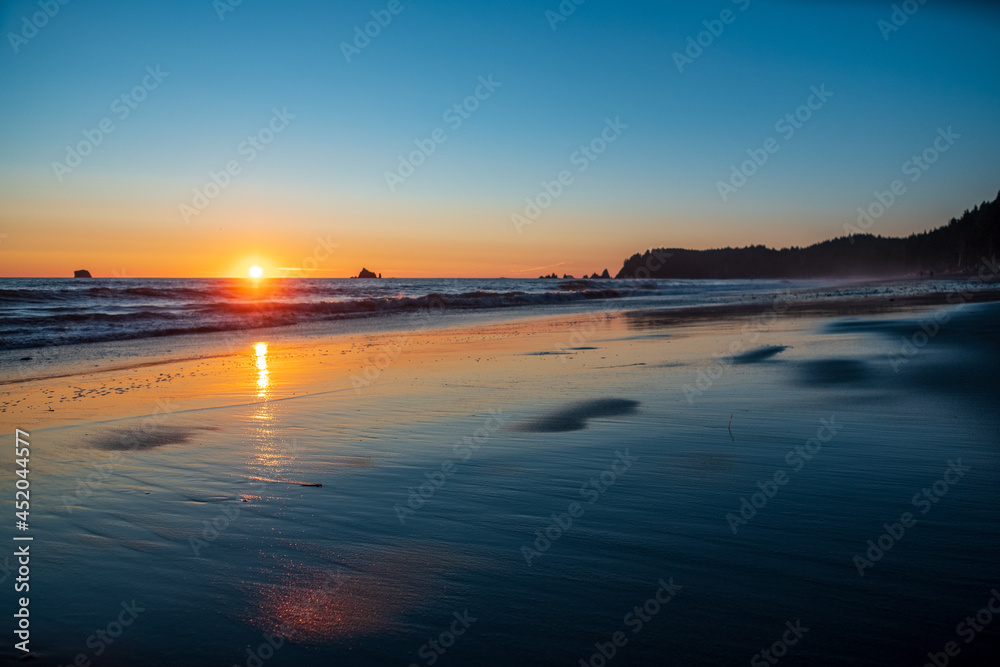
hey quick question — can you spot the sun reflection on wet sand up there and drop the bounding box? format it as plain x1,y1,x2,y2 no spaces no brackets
244,341,296,500
255,342,269,398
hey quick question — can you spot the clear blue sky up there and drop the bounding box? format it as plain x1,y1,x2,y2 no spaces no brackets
1,0,998,276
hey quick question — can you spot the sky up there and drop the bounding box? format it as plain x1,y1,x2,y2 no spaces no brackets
0,0,998,278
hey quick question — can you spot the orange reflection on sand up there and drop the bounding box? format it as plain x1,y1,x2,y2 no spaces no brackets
247,407,287,470
252,571,390,641
254,342,269,398
245,550,452,642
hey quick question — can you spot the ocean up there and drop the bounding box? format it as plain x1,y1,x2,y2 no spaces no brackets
0,276,991,351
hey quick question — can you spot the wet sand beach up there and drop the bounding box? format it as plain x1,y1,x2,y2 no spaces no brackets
1,295,998,666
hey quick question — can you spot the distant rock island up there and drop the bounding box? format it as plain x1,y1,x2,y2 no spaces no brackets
538,273,585,279
354,268,380,279
616,190,1000,279
74,269,92,278
539,269,611,280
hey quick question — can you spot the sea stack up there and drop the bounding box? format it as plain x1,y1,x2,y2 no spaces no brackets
356,268,378,279
74,269,92,278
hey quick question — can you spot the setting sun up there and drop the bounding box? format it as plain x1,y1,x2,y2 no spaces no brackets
3,2,999,663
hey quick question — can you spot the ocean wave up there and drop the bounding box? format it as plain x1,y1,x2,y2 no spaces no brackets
11,276,952,351
0,285,637,350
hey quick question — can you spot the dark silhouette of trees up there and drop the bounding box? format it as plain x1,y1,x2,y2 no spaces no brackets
615,191,1000,279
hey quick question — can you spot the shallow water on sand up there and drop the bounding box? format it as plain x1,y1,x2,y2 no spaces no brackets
1,303,998,666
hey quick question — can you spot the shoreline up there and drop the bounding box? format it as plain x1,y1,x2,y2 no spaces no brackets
3,286,999,433
3,283,999,387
